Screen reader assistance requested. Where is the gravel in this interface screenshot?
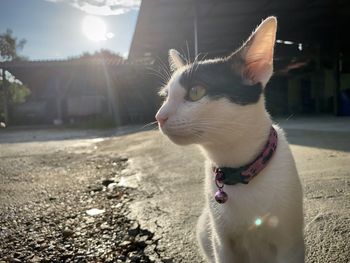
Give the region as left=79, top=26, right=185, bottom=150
left=0, top=147, right=169, bottom=263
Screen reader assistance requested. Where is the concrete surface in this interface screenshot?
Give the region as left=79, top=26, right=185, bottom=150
left=0, top=116, right=349, bottom=262
left=97, top=116, right=350, bottom=263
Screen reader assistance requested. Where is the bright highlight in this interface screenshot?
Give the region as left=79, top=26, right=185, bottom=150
left=254, top=218, right=262, bottom=226
left=82, top=16, right=113, bottom=42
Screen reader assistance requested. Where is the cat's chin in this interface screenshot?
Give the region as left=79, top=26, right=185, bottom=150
left=168, top=136, right=193, bottom=145
left=163, top=132, right=194, bottom=146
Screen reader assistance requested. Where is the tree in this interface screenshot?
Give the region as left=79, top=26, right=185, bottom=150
left=0, top=29, right=26, bottom=62
left=0, top=29, right=29, bottom=124
left=77, top=49, right=124, bottom=62
left=0, top=78, right=30, bottom=116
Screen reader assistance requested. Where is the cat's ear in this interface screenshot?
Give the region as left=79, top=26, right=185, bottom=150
left=234, top=16, right=277, bottom=86
left=169, top=49, right=186, bottom=71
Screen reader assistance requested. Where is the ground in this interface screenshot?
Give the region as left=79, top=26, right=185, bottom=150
left=0, top=117, right=349, bottom=263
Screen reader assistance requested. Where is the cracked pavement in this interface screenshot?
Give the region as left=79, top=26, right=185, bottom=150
left=0, top=117, right=349, bottom=262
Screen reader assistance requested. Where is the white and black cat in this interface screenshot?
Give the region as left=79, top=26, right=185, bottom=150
left=156, top=17, right=304, bottom=263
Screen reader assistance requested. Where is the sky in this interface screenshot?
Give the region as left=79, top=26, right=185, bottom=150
left=0, top=0, right=140, bottom=60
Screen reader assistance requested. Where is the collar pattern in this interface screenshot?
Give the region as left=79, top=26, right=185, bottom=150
left=212, top=126, right=278, bottom=204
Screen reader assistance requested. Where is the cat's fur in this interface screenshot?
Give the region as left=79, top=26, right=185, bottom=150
left=156, top=17, right=304, bottom=263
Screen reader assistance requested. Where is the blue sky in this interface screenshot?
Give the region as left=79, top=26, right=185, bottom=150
left=0, top=0, right=140, bottom=60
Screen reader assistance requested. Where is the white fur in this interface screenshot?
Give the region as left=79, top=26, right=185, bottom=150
left=198, top=124, right=304, bottom=263
left=156, top=17, right=304, bottom=263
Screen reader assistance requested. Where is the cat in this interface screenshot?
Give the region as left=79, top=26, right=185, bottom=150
left=155, top=17, right=304, bottom=263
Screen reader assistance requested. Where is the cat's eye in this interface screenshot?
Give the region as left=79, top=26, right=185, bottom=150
left=188, top=85, right=206, bottom=101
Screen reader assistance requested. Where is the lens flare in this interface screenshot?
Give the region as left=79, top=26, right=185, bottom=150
left=254, top=218, right=263, bottom=226
left=268, top=216, right=279, bottom=227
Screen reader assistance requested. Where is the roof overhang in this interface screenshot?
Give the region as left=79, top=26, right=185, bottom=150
left=129, top=0, right=350, bottom=62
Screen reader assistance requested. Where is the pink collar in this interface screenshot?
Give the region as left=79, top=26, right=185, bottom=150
left=212, top=127, right=278, bottom=204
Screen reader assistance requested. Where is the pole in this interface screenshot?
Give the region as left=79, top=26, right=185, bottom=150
left=193, top=2, right=199, bottom=57
left=333, top=0, right=340, bottom=116
left=1, top=69, right=9, bottom=124
left=334, top=51, right=341, bottom=116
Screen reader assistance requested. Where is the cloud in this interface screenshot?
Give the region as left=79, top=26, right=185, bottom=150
left=46, top=0, right=141, bottom=16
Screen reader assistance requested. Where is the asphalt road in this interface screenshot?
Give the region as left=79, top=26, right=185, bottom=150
left=0, top=117, right=349, bottom=263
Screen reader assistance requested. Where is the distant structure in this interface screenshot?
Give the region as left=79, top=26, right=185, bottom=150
left=1, top=0, right=349, bottom=126
left=0, top=57, right=158, bottom=126
left=129, top=0, right=350, bottom=116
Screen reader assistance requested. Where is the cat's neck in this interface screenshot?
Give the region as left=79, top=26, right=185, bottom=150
left=200, top=110, right=273, bottom=168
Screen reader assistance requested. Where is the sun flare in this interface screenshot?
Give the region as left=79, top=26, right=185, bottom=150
left=82, top=16, right=113, bottom=42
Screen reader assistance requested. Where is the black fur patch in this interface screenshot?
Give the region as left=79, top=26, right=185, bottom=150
left=179, top=58, right=262, bottom=105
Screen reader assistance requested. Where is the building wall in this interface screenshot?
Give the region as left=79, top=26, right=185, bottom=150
left=9, top=64, right=160, bottom=126
left=285, top=69, right=350, bottom=116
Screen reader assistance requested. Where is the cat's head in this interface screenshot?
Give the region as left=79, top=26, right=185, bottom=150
left=156, top=17, right=277, bottom=146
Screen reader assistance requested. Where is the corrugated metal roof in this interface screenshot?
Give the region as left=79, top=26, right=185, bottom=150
left=0, top=57, right=126, bottom=68
left=129, top=0, right=350, bottom=61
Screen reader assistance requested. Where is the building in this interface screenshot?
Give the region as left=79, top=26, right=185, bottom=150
left=0, top=57, right=158, bottom=126
left=2, top=0, right=349, bottom=127
left=128, top=0, right=350, bottom=116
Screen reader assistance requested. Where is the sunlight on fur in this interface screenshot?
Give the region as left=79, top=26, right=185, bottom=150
left=155, top=16, right=305, bottom=263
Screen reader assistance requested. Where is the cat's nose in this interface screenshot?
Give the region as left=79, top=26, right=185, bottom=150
left=155, top=115, right=168, bottom=127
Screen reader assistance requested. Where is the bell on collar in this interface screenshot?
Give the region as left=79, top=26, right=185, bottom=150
left=215, top=189, right=228, bottom=204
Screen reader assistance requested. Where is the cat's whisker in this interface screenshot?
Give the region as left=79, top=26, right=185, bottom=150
left=173, top=122, right=247, bottom=139
left=189, top=52, right=203, bottom=78
left=169, top=121, right=250, bottom=135
left=200, top=53, right=209, bottom=62
left=195, top=120, right=257, bottom=129
left=146, top=67, right=169, bottom=85
left=185, top=41, right=191, bottom=64
left=145, top=69, right=166, bottom=81
left=140, top=121, right=158, bottom=130
left=180, top=45, right=190, bottom=66
left=154, top=55, right=172, bottom=80
left=197, top=126, right=255, bottom=137
left=155, top=67, right=171, bottom=83
left=196, top=117, right=260, bottom=126
left=171, top=120, right=257, bottom=134
left=188, top=125, right=248, bottom=138
left=198, top=122, right=250, bottom=131
left=193, top=53, right=204, bottom=73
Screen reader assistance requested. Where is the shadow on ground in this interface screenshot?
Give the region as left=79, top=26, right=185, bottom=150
left=285, top=129, right=350, bottom=152
left=276, top=116, right=350, bottom=152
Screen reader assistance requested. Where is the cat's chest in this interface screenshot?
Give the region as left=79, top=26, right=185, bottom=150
left=204, top=161, right=279, bottom=230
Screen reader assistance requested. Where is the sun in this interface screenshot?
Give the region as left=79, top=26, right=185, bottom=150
left=82, top=16, right=113, bottom=42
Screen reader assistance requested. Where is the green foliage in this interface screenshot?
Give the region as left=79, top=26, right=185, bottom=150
left=0, top=29, right=26, bottom=62
left=8, top=81, right=30, bottom=104
left=0, top=80, right=31, bottom=119
left=0, top=29, right=28, bottom=121
left=77, top=49, right=124, bottom=61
